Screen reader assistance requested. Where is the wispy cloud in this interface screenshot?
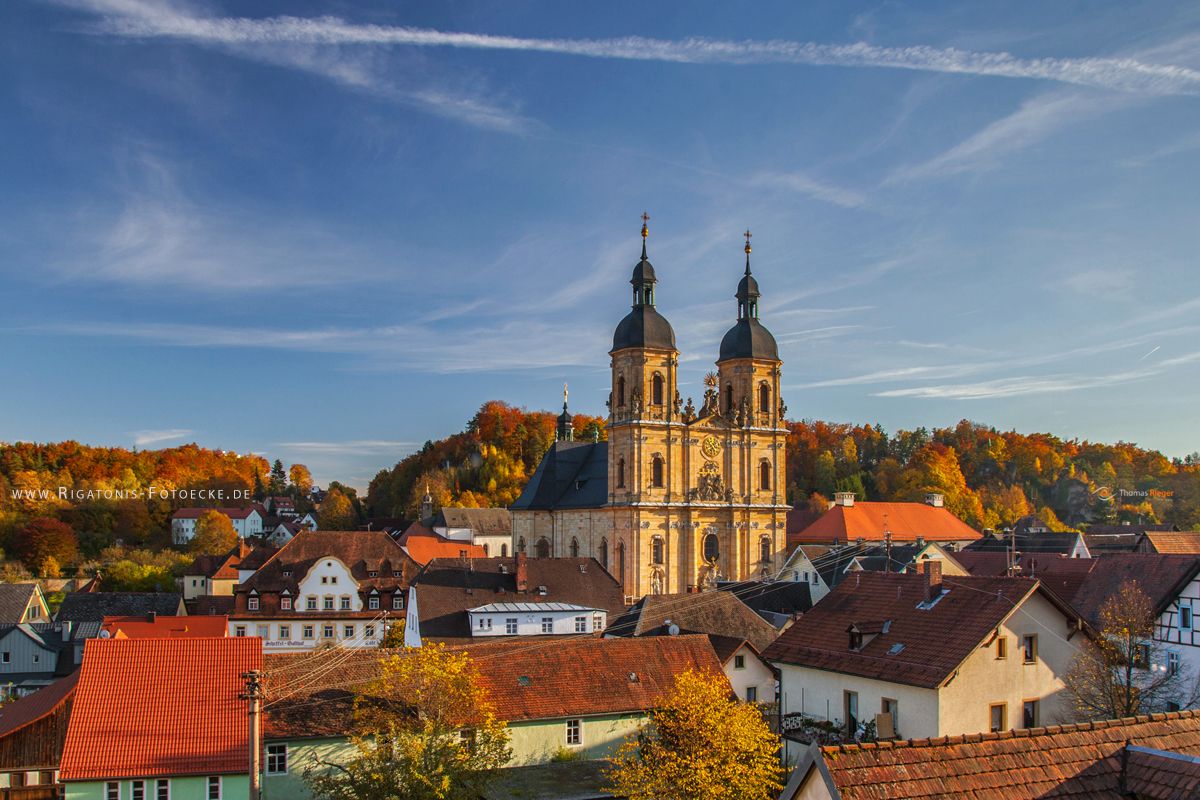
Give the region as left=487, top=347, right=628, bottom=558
left=1060, top=267, right=1136, bottom=297
left=887, top=91, right=1135, bottom=182
left=60, top=0, right=533, bottom=133
left=874, top=370, right=1155, bottom=400
left=749, top=172, right=868, bottom=209
left=275, top=440, right=416, bottom=454
left=76, top=6, right=1200, bottom=95
left=130, top=428, right=194, bottom=447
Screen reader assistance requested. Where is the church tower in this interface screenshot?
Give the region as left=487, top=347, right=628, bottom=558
left=607, top=215, right=680, bottom=593
left=714, top=231, right=786, bottom=578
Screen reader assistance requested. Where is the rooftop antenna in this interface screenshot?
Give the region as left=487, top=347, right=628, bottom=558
left=883, top=512, right=892, bottom=574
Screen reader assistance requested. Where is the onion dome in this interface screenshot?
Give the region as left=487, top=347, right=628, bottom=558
left=718, top=231, right=779, bottom=362
left=611, top=214, right=677, bottom=353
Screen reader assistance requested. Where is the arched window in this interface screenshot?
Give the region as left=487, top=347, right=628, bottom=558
left=652, top=536, right=664, bottom=565
left=535, top=538, right=551, bottom=559
left=652, top=373, right=664, bottom=406
left=724, top=384, right=734, bottom=414
left=517, top=537, right=526, bottom=554
left=618, top=542, right=627, bottom=586
left=759, top=382, right=770, bottom=414
left=759, top=459, right=771, bottom=491
left=501, top=543, right=508, bottom=558
left=703, top=533, right=720, bottom=562
left=599, top=538, right=608, bottom=569
left=617, top=376, right=626, bottom=407
left=651, top=456, right=664, bottom=488
left=617, top=458, right=626, bottom=488
left=570, top=537, right=580, bottom=558
left=760, top=536, right=772, bottom=564
left=482, top=544, right=489, bottom=556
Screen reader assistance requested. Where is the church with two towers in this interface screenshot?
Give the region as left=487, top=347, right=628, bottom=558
left=511, top=218, right=789, bottom=598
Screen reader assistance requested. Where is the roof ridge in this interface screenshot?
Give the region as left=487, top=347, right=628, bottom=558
left=823, top=708, right=1200, bottom=754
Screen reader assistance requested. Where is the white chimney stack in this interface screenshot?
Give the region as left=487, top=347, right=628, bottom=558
left=925, top=493, right=944, bottom=508
left=834, top=492, right=856, bottom=507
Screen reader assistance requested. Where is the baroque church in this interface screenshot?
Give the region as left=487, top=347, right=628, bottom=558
left=511, top=218, right=789, bottom=598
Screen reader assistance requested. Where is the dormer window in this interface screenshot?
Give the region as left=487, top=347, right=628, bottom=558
left=282, top=570, right=292, bottom=578
left=248, top=597, right=260, bottom=611
left=368, top=571, right=378, bottom=578
left=393, top=571, right=402, bottom=577
left=281, top=597, right=292, bottom=611
left=849, top=631, right=863, bottom=651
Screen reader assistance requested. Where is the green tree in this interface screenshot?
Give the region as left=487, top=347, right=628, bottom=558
left=814, top=451, right=837, bottom=498
left=305, top=644, right=510, bottom=800
left=269, top=459, right=288, bottom=494
left=318, top=488, right=357, bottom=530
left=606, top=669, right=783, bottom=800
left=189, top=510, right=237, bottom=555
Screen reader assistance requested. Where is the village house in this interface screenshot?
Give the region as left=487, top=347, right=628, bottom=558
left=395, top=522, right=487, bottom=566
left=0, top=671, right=77, bottom=792
left=170, top=506, right=264, bottom=545
left=781, top=540, right=968, bottom=603
left=260, top=634, right=728, bottom=796
left=791, top=493, right=982, bottom=549
left=0, top=623, right=80, bottom=698
left=230, top=530, right=418, bottom=651
left=100, top=614, right=228, bottom=639
left=413, top=553, right=626, bottom=641
left=180, top=539, right=254, bottom=600
left=963, top=527, right=1091, bottom=559
left=764, top=563, right=1089, bottom=760
left=0, top=584, right=51, bottom=625
left=431, top=507, right=514, bottom=558
left=780, top=708, right=1200, bottom=799
left=58, top=637, right=260, bottom=800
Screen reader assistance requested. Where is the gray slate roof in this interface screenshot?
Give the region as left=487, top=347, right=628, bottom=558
left=56, top=592, right=184, bottom=624
left=0, top=584, right=38, bottom=625
left=511, top=441, right=608, bottom=511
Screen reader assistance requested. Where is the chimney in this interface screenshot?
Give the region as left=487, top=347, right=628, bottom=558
left=146, top=611, right=157, bottom=623
left=516, top=552, right=528, bottom=593
left=925, top=493, right=944, bottom=508
left=834, top=491, right=855, bottom=507
left=919, top=560, right=943, bottom=603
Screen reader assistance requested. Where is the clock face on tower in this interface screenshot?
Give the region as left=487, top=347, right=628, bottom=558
left=701, top=435, right=721, bottom=459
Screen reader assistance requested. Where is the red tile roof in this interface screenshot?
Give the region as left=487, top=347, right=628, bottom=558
left=0, top=670, right=77, bottom=739
left=262, top=635, right=725, bottom=739
left=398, top=523, right=487, bottom=566
left=764, top=572, right=1079, bottom=688
left=792, top=501, right=981, bottom=545
left=101, top=615, right=229, bottom=638
left=606, top=591, right=780, bottom=653
left=59, top=637, right=261, bottom=781
left=798, top=709, right=1200, bottom=799
left=1144, top=531, right=1200, bottom=555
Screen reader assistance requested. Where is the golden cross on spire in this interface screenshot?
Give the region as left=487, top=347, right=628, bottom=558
left=744, top=228, right=753, bottom=254
left=641, top=211, right=650, bottom=238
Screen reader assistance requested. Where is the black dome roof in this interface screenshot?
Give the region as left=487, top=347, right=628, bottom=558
left=612, top=305, right=677, bottom=352
left=632, top=258, right=656, bottom=284
left=737, top=271, right=759, bottom=297
left=718, top=317, right=779, bottom=362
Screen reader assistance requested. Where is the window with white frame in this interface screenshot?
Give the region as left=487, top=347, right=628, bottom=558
left=369, top=596, right=379, bottom=610
left=207, top=776, right=221, bottom=800
left=541, top=617, right=553, bottom=634
left=280, top=597, right=292, bottom=611
left=234, top=625, right=246, bottom=637
left=565, top=718, right=582, bottom=745
left=574, top=616, right=587, bottom=633
left=323, top=624, right=334, bottom=639
left=106, top=783, right=119, bottom=800
left=506, top=618, right=518, bottom=634
left=393, top=595, right=403, bottom=610
left=248, top=596, right=259, bottom=611
left=1181, top=603, right=1193, bottom=631
left=343, top=624, right=355, bottom=639
left=478, top=618, right=493, bottom=631
left=340, top=596, right=352, bottom=611
left=323, top=596, right=334, bottom=611
left=303, top=625, right=314, bottom=639
left=365, top=624, right=376, bottom=638
left=156, top=779, right=170, bottom=800
left=279, top=624, right=291, bottom=640
left=132, top=781, right=145, bottom=800
left=266, top=743, right=288, bottom=775
left=306, top=596, right=317, bottom=611
left=1169, top=651, right=1181, bottom=676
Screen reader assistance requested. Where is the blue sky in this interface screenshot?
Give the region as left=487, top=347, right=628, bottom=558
left=3, top=1, right=1200, bottom=488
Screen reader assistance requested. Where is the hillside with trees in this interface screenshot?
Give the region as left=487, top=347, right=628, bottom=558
left=367, top=400, right=606, bottom=518
left=0, top=440, right=313, bottom=579
left=368, top=403, right=1200, bottom=531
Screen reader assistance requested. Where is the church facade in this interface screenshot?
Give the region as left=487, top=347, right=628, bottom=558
left=511, top=221, right=789, bottom=599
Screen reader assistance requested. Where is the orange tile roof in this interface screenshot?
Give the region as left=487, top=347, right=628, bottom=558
left=59, top=637, right=261, bottom=781
left=1145, top=531, right=1200, bottom=554
left=101, top=615, right=229, bottom=639
left=262, top=635, right=724, bottom=739
left=398, top=524, right=486, bottom=566
left=793, top=501, right=981, bottom=545
left=802, top=709, right=1200, bottom=799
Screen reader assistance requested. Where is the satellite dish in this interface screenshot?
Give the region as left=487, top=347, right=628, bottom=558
left=99, top=630, right=111, bottom=639
left=667, top=623, right=680, bottom=636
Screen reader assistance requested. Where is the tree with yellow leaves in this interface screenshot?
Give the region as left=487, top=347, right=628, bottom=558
left=305, top=643, right=510, bottom=800
left=189, top=510, right=237, bottom=555
left=606, top=669, right=783, bottom=800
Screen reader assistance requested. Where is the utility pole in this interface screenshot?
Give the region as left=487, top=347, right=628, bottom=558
left=883, top=513, right=892, bottom=573
left=241, top=670, right=264, bottom=800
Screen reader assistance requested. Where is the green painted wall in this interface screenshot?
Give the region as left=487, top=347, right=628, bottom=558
left=64, top=775, right=249, bottom=800
left=506, top=713, right=646, bottom=766
left=261, top=737, right=355, bottom=800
